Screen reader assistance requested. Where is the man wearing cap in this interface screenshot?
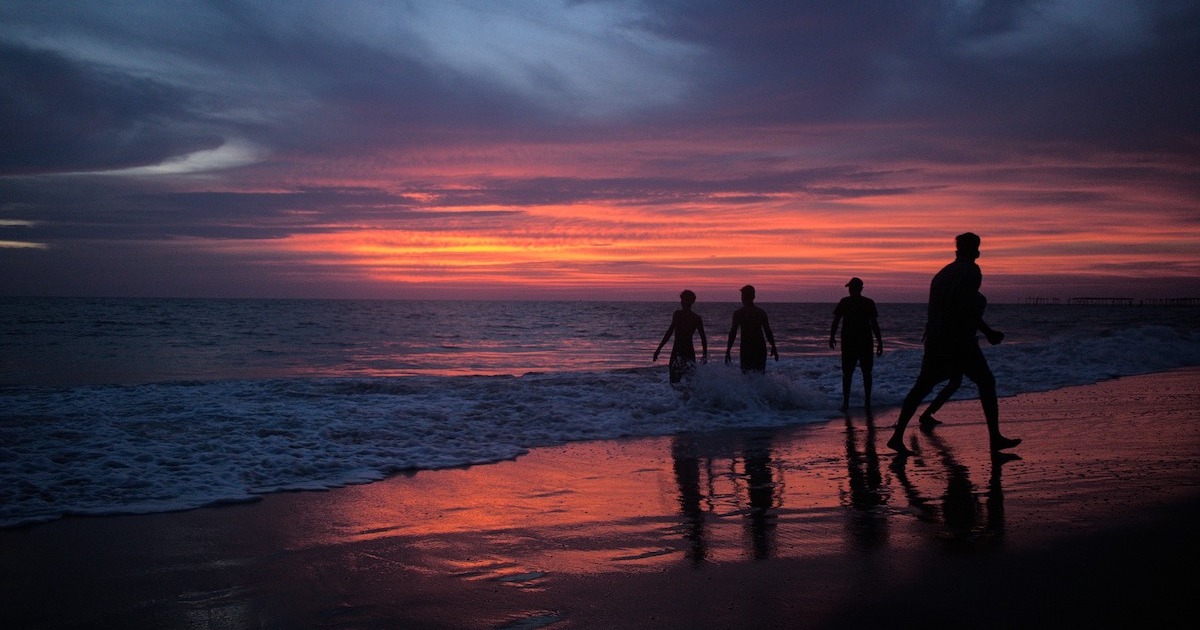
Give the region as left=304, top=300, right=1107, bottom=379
left=830, top=277, right=883, bottom=411
left=886, top=232, right=1021, bottom=454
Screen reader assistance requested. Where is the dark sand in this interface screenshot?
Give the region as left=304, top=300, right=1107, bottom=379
left=3, top=368, right=1198, bottom=629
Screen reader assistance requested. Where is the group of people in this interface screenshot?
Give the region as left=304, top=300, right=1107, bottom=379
left=653, top=232, right=1021, bottom=454
left=653, top=283, right=779, bottom=381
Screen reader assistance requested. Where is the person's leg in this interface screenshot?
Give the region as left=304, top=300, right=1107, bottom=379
left=669, top=351, right=683, bottom=384
left=741, top=348, right=767, bottom=374
left=861, top=349, right=874, bottom=411
left=959, top=347, right=1020, bottom=450
left=840, top=352, right=854, bottom=410
left=920, top=372, right=961, bottom=426
left=887, top=357, right=946, bottom=453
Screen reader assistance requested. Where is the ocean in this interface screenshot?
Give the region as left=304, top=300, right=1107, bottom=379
left=3, top=297, right=1199, bottom=528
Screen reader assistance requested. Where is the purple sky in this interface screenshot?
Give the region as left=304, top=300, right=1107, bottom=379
left=2, top=1, right=1198, bottom=301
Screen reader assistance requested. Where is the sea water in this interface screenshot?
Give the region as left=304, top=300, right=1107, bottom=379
left=3, top=297, right=1198, bottom=528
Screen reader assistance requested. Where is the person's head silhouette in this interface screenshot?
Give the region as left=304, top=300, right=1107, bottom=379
left=740, top=285, right=755, bottom=305
left=845, top=277, right=864, bottom=296
left=956, top=232, right=981, bottom=260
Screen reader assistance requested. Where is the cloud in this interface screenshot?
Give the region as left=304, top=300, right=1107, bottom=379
left=0, top=43, right=224, bottom=175
left=337, top=0, right=708, bottom=118
left=87, top=139, right=265, bottom=176
left=0, top=240, right=46, bottom=249
left=952, top=0, right=1157, bottom=59
left=1, top=1, right=1198, bottom=299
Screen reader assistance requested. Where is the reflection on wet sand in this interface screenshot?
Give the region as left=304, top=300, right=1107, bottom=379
left=671, top=435, right=708, bottom=564
left=889, top=426, right=1014, bottom=545
left=742, top=432, right=777, bottom=559
left=670, top=430, right=779, bottom=563
left=662, top=414, right=1017, bottom=564
left=842, top=412, right=888, bottom=550
left=292, top=414, right=1015, bottom=581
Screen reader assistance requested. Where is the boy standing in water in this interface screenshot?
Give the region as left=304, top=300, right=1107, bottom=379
left=654, top=290, right=708, bottom=384
left=725, top=285, right=778, bottom=373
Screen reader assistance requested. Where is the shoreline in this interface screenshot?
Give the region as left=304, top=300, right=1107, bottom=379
left=2, top=367, right=1198, bottom=629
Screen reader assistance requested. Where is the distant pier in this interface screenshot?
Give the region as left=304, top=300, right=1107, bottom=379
left=1020, top=297, right=1200, bottom=306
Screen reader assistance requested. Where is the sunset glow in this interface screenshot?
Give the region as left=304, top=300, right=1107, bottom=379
left=2, top=2, right=1197, bottom=301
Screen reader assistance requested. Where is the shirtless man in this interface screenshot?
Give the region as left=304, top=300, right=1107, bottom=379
left=653, top=289, right=708, bottom=384
left=725, top=285, right=778, bottom=373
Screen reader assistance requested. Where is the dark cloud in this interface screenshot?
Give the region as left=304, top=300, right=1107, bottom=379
left=0, top=3, right=580, bottom=175
left=0, top=44, right=223, bottom=174
left=4, top=1, right=1198, bottom=171
left=0, top=179, right=528, bottom=243
left=644, top=1, right=1200, bottom=153
left=358, top=164, right=930, bottom=208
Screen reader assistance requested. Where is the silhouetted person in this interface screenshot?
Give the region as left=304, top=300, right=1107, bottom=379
left=886, top=233, right=1021, bottom=454
left=725, top=285, right=778, bottom=373
left=653, top=289, right=708, bottom=384
left=919, top=293, right=1004, bottom=426
left=918, top=293, right=1005, bottom=427
left=829, top=277, right=883, bottom=411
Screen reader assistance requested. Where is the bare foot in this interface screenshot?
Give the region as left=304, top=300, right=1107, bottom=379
left=990, top=435, right=1022, bottom=451
left=886, top=435, right=913, bottom=455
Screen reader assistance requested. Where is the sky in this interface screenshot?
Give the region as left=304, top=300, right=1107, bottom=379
left=2, top=1, right=1198, bottom=302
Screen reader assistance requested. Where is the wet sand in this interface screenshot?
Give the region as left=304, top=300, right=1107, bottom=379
left=2, top=368, right=1198, bottom=629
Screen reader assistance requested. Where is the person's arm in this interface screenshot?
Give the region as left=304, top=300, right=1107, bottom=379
left=829, top=313, right=841, bottom=349
left=653, top=314, right=677, bottom=361
left=765, top=316, right=778, bottom=361
left=698, top=317, right=709, bottom=362
left=725, top=313, right=739, bottom=364
left=872, top=316, right=884, bottom=356
left=979, top=318, right=1004, bottom=345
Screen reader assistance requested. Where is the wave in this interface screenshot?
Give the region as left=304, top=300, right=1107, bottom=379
left=2, top=323, right=1197, bottom=528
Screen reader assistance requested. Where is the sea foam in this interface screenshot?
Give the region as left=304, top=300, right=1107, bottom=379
left=3, top=299, right=1198, bottom=528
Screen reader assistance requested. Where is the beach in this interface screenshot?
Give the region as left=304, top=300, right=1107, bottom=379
left=2, top=367, right=1198, bottom=629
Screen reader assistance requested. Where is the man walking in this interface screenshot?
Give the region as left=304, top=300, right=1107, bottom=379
left=886, top=233, right=1021, bottom=454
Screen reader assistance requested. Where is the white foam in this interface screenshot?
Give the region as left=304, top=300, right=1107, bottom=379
left=2, top=320, right=1198, bottom=528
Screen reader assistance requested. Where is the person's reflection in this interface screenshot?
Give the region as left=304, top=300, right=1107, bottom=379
left=742, top=432, right=777, bottom=560
left=925, top=431, right=980, bottom=538
left=987, top=451, right=1019, bottom=538
left=671, top=434, right=708, bottom=564
left=888, top=450, right=939, bottom=524
left=672, top=431, right=782, bottom=562
left=843, top=411, right=887, bottom=549
left=889, top=430, right=1013, bottom=542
